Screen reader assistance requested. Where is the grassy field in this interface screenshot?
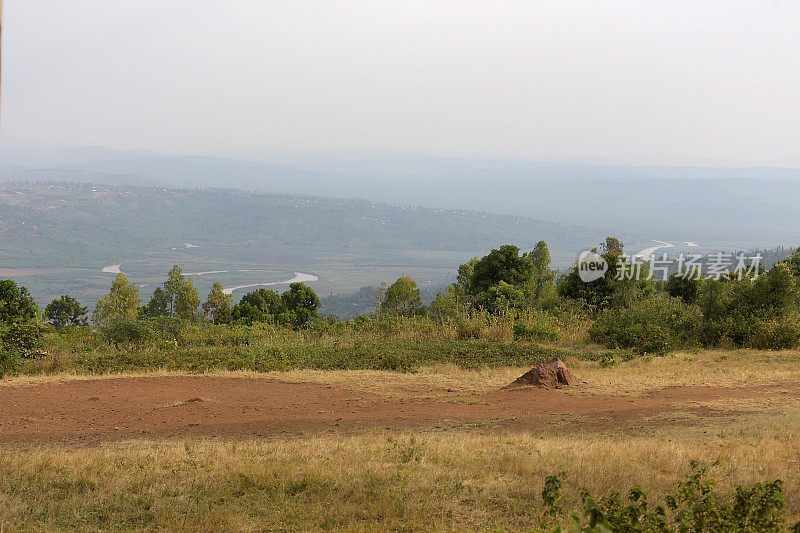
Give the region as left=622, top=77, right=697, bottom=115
left=1, top=348, right=800, bottom=531
left=1, top=427, right=798, bottom=531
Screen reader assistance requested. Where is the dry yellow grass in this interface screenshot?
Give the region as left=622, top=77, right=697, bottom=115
left=1, top=407, right=799, bottom=531
left=1, top=348, right=800, bottom=530
left=2, top=348, right=799, bottom=400
left=568, top=348, right=800, bottom=396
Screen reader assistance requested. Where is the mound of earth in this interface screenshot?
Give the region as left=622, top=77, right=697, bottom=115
left=505, top=358, right=580, bottom=389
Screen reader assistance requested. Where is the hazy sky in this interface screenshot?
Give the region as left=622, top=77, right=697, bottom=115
left=2, top=0, right=799, bottom=165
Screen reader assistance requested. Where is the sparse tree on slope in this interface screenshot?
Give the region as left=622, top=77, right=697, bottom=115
left=141, top=287, right=170, bottom=318
left=162, top=265, right=200, bottom=320
left=203, top=282, right=232, bottom=324
left=529, top=240, right=556, bottom=300
left=0, top=279, right=39, bottom=325
left=94, top=273, right=140, bottom=326
left=44, top=295, right=88, bottom=327
left=175, top=278, right=201, bottom=320
left=381, top=276, right=422, bottom=316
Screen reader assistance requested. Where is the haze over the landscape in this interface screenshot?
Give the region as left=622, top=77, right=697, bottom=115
left=2, top=0, right=800, bottom=166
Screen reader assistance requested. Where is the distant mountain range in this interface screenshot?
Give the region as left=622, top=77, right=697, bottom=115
left=3, top=135, right=800, bottom=249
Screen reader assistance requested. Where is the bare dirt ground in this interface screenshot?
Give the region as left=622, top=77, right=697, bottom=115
left=3, top=374, right=799, bottom=445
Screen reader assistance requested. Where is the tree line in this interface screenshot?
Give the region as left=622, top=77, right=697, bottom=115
left=1, top=239, right=799, bottom=371
left=93, top=265, right=322, bottom=329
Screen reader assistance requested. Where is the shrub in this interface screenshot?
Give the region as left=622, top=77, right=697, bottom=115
left=752, top=319, right=800, bottom=350
left=665, top=273, right=701, bottom=304
left=0, top=346, right=20, bottom=377
left=589, top=295, right=699, bottom=355
left=513, top=321, right=557, bottom=342
left=542, top=462, right=789, bottom=532
left=697, top=267, right=800, bottom=348
left=147, top=316, right=186, bottom=340
left=101, top=320, right=156, bottom=346
left=0, top=322, right=43, bottom=358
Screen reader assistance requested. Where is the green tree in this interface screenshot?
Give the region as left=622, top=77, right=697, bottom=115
left=44, top=295, right=88, bottom=327
left=161, top=265, right=200, bottom=320
left=203, top=282, right=232, bottom=324
left=529, top=240, right=556, bottom=300
left=141, top=287, right=170, bottom=318
left=464, top=245, right=535, bottom=311
left=175, top=279, right=201, bottom=320
left=241, top=288, right=282, bottom=316
left=558, top=236, right=651, bottom=310
left=231, top=288, right=282, bottom=323
left=94, top=273, right=141, bottom=326
left=602, top=236, right=624, bottom=256
left=478, top=280, right=525, bottom=313
left=0, top=280, right=42, bottom=371
left=231, top=301, right=267, bottom=324
left=163, top=265, right=185, bottom=316
left=456, top=257, right=478, bottom=293
left=381, top=276, right=422, bottom=316
left=0, top=279, right=39, bottom=325
left=279, top=283, right=320, bottom=328
left=468, top=245, right=533, bottom=297
left=429, top=284, right=460, bottom=318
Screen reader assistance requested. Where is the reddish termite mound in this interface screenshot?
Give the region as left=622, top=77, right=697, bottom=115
left=505, top=358, right=580, bottom=389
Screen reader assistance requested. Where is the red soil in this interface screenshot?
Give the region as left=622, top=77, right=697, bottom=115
left=0, top=375, right=796, bottom=445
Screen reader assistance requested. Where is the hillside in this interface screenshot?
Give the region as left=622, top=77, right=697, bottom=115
left=0, top=182, right=609, bottom=308
left=3, top=139, right=800, bottom=248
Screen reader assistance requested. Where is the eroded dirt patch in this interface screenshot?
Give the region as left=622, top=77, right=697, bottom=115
left=1, top=375, right=798, bottom=444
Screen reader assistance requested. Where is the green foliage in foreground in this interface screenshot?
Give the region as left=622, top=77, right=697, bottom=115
left=17, top=317, right=572, bottom=377
left=541, top=462, right=791, bottom=532
left=0, top=279, right=44, bottom=376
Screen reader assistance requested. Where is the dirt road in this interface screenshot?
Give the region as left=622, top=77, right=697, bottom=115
left=1, top=375, right=797, bottom=444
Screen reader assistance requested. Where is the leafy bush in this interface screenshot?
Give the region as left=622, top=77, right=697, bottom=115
left=543, top=462, right=789, bottom=532
left=0, top=347, right=20, bottom=377
left=665, top=273, right=701, bottom=304
left=589, top=295, right=699, bottom=355
left=752, top=319, right=800, bottom=350
left=696, top=266, right=800, bottom=349
left=101, top=320, right=156, bottom=346
left=0, top=322, right=43, bottom=358
left=513, top=321, right=558, bottom=341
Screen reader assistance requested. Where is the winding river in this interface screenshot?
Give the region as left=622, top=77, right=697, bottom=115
left=222, top=272, right=319, bottom=295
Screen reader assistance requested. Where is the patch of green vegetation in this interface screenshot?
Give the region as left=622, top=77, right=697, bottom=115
left=540, top=462, right=791, bottom=532
left=19, top=318, right=574, bottom=377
